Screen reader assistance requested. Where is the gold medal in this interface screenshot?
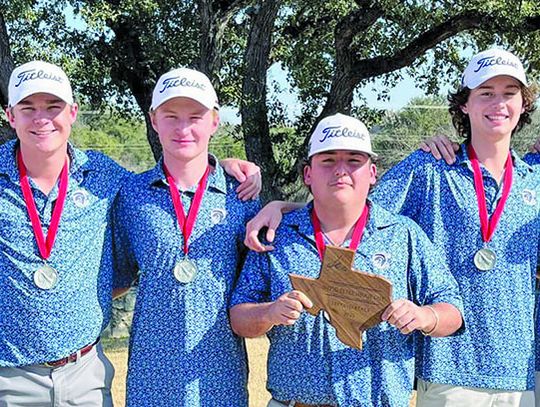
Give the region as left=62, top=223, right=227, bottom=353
left=33, top=264, right=59, bottom=290
left=173, top=258, right=198, bottom=283
left=473, top=248, right=496, bottom=271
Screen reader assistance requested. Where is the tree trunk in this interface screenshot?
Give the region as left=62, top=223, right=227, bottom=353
left=241, top=0, right=282, bottom=202
left=106, top=15, right=162, bottom=161
left=0, top=11, right=14, bottom=108
left=197, top=1, right=228, bottom=78
left=125, top=82, right=162, bottom=161
left=142, top=114, right=161, bottom=161
left=295, top=70, right=357, bottom=168
left=123, top=76, right=161, bottom=160
left=319, top=71, right=357, bottom=119
left=0, top=11, right=15, bottom=143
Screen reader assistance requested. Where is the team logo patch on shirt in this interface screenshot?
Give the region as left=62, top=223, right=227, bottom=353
left=371, top=252, right=390, bottom=270
left=210, top=208, right=227, bottom=224
left=522, top=189, right=537, bottom=206
left=72, top=188, right=90, bottom=208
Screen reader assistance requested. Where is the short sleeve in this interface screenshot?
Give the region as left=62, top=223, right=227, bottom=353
left=405, top=220, right=463, bottom=314
left=111, top=187, right=139, bottom=290
left=230, top=250, right=272, bottom=308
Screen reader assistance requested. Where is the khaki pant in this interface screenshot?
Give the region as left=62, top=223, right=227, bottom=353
left=0, top=342, right=114, bottom=407
left=417, top=378, right=534, bottom=407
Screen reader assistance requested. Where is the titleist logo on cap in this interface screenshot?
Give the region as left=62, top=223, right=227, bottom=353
left=14, top=69, right=64, bottom=88
left=159, top=76, right=206, bottom=94
left=319, top=126, right=367, bottom=143
left=474, top=56, right=519, bottom=73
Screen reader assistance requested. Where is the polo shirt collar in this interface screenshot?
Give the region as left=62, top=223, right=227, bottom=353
left=148, top=154, right=227, bottom=194
left=286, top=199, right=399, bottom=239
left=0, top=139, right=92, bottom=184
left=456, top=143, right=533, bottom=178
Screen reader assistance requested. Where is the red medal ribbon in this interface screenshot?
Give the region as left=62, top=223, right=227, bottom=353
left=467, top=144, right=513, bottom=244
left=17, top=150, right=69, bottom=261
left=311, top=204, right=370, bottom=260
left=164, top=164, right=210, bottom=255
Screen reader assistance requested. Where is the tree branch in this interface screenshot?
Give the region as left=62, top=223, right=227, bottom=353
left=284, top=0, right=381, bottom=40
left=334, top=4, right=383, bottom=68
left=282, top=15, right=334, bottom=39
left=335, top=6, right=382, bottom=47
left=522, top=15, right=540, bottom=30
left=241, top=0, right=282, bottom=201
left=196, top=0, right=249, bottom=77
left=212, top=0, right=251, bottom=14
left=349, top=11, right=498, bottom=80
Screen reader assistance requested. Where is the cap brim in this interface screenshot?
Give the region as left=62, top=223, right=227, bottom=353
left=9, top=88, right=74, bottom=107
left=465, top=69, right=528, bottom=89
left=151, top=93, right=218, bottom=111
left=308, top=146, right=378, bottom=158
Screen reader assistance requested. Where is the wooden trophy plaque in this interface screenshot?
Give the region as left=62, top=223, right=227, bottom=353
left=289, top=245, right=393, bottom=350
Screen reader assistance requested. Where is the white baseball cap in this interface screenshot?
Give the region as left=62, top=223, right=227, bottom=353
left=151, top=67, right=219, bottom=111
left=8, top=61, right=74, bottom=107
left=308, top=113, right=377, bottom=158
left=461, top=48, right=527, bottom=89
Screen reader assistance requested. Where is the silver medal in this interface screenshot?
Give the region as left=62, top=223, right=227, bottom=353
left=473, top=248, right=496, bottom=271
left=34, top=264, right=59, bottom=290
left=173, top=258, right=198, bottom=283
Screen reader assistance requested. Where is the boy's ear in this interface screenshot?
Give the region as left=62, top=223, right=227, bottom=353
left=210, top=110, right=220, bottom=135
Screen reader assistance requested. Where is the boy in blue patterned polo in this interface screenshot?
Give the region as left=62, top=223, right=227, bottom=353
left=375, top=48, right=540, bottom=407
left=523, top=150, right=540, bottom=406
left=0, top=60, right=127, bottom=406
left=420, top=142, right=540, bottom=406
left=113, top=67, right=260, bottom=406
left=380, top=49, right=540, bottom=406
left=230, top=113, right=463, bottom=407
